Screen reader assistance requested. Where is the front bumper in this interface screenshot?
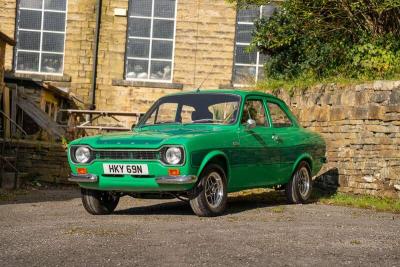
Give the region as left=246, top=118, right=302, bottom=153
left=69, top=173, right=98, bottom=183
left=68, top=173, right=198, bottom=192
left=156, top=175, right=197, bottom=184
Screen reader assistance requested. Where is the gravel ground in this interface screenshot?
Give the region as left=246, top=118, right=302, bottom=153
left=0, top=188, right=399, bottom=267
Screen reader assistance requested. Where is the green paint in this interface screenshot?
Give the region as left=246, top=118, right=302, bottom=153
left=68, top=90, right=326, bottom=193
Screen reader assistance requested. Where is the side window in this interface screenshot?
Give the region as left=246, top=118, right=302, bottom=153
left=267, top=102, right=292, bottom=128
left=241, top=99, right=268, bottom=127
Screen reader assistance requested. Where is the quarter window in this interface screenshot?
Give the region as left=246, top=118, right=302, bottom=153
left=126, top=0, right=177, bottom=82
left=233, top=5, right=276, bottom=85
left=241, top=99, right=268, bottom=127
left=15, top=0, right=67, bottom=74
left=267, top=102, right=292, bottom=128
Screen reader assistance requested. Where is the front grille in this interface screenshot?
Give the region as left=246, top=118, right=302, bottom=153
left=94, top=150, right=159, bottom=161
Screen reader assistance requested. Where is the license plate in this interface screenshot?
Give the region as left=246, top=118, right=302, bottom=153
left=103, top=164, right=149, bottom=175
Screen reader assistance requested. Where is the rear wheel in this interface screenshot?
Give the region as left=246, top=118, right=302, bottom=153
left=190, top=164, right=227, bottom=217
left=81, top=188, right=120, bottom=215
left=285, top=161, right=312, bottom=204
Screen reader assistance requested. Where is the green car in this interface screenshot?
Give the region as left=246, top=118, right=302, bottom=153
left=68, top=90, right=326, bottom=217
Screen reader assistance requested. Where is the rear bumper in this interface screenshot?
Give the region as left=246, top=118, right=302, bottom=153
left=69, top=173, right=98, bottom=183
left=156, top=175, right=197, bottom=184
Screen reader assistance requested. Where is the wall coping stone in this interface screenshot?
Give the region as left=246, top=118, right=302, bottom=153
left=112, top=79, right=184, bottom=89
left=9, top=72, right=72, bottom=82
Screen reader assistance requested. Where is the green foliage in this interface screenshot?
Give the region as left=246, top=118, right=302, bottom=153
left=228, top=0, right=400, bottom=85
left=316, top=191, right=400, bottom=213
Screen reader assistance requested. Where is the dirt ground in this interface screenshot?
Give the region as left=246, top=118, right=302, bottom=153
left=0, top=188, right=399, bottom=267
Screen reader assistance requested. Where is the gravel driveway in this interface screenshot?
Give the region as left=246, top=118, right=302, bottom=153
left=0, top=188, right=399, bottom=267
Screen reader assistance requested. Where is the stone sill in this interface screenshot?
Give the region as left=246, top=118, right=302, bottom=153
left=112, top=79, right=183, bottom=89
left=10, top=72, right=72, bottom=82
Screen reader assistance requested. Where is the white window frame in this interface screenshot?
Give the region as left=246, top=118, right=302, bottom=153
left=125, top=0, right=178, bottom=83
left=233, top=6, right=266, bottom=86
left=14, top=0, right=68, bottom=76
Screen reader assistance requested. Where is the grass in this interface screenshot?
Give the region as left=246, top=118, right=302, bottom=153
left=255, top=73, right=400, bottom=93
left=0, top=189, right=29, bottom=202
left=315, top=191, right=400, bottom=213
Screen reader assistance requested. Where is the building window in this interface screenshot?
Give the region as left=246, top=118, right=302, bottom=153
left=14, top=0, right=67, bottom=75
left=233, top=5, right=275, bottom=85
left=125, top=0, right=177, bottom=82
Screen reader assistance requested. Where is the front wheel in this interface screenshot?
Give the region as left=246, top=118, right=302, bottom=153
left=285, top=161, right=312, bottom=204
left=190, top=164, right=227, bottom=217
left=81, top=188, right=120, bottom=215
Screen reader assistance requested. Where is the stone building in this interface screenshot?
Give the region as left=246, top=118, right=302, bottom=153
left=0, top=0, right=277, bottom=127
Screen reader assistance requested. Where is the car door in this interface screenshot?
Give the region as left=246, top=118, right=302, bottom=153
left=230, top=97, right=282, bottom=189
left=265, top=99, right=299, bottom=184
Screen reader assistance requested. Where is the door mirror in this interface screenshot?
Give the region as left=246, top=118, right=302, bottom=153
left=246, top=119, right=256, bottom=130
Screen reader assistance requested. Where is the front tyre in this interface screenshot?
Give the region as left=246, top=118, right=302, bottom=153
left=190, top=164, right=227, bottom=217
left=285, top=161, right=312, bottom=204
left=81, top=188, right=120, bottom=215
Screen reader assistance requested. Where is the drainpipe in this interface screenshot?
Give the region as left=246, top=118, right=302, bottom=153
left=89, top=0, right=102, bottom=110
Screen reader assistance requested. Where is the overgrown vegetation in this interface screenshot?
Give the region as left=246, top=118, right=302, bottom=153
left=316, top=191, right=400, bottom=213
left=228, top=0, right=400, bottom=89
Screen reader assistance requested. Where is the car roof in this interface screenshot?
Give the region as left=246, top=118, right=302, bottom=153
left=165, top=89, right=280, bottom=100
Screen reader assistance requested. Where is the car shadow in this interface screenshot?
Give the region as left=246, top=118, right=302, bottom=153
left=114, top=190, right=291, bottom=216
left=114, top=168, right=340, bottom=216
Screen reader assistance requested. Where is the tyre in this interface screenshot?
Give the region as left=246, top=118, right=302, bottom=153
left=190, top=164, right=228, bottom=217
left=285, top=161, right=312, bottom=204
left=81, top=188, right=120, bottom=215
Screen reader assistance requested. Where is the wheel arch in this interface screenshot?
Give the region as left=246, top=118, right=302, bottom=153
left=196, top=150, right=230, bottom=181
left=292, top=153, right=313, bottom=176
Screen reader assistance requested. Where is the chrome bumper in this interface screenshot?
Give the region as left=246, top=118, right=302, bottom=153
left=156, top=175, right=197, bottom=185
left=69, top=173, right=98, bottom=183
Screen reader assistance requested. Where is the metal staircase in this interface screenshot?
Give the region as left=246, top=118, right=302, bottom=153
left=0, top=110, right=27, bottom=189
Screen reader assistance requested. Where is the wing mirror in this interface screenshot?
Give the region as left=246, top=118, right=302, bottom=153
left=246, top=119, right=256, bottom=130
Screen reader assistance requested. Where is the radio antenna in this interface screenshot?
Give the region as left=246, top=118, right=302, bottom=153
left=196, top=64, right=216, bottom=92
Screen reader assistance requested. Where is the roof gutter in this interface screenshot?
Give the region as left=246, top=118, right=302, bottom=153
left=89, top=0, right=102, bottom=110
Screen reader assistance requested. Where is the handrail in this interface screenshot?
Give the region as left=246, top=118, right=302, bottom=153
left=0, top=110, right=28, bottom=136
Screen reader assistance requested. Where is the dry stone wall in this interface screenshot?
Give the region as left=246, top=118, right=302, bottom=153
left=270, top=81, right=400, bottom=198
left=5, top=140, right=70, bottom=183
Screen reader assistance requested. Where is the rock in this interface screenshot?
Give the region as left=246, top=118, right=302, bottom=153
left=394, top=185, right=400, bottom=191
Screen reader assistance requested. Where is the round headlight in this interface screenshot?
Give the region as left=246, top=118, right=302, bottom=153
left=75, top=146, right=91, bottom=163
left=165, top=147, right=182, bottom=165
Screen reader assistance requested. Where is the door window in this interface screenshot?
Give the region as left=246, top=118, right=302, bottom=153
left=241, top=99, right=269, bottom=127
left=267, top=102, right=292, bottom=128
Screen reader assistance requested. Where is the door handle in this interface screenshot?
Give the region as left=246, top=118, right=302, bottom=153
left=272, top=134, right=281, bottom=142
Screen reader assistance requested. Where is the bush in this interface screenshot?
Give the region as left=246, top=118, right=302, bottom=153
left=228, top=0, right=400, bottom=82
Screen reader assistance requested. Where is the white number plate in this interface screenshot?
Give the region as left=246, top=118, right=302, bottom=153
left=103, top=164, right=149, bottom=175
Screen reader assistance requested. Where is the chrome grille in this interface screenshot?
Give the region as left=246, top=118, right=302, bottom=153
left=94, top=150, right=159, bottom=160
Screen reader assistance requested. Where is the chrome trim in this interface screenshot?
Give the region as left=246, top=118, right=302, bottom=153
left=69, top=145, right=186, bottom=166
left=69, top=173, right=98, bottom=183
left=156, top=175, right=197, bottom=184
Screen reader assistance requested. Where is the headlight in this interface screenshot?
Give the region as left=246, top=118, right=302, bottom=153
left=164, top=147, right=183, bottom=165
left=74, top=146, right=91, bottom=163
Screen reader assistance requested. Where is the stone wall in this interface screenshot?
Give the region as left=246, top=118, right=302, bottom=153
left=5, top=140, right=70, bottom=183
left=270, top=81, right=400, bottom=198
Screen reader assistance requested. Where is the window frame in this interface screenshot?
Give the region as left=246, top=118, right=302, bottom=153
left=14, top=0, right=68, bottom=76
left=265, top=99, right=295, bottom=129
left=124, top=0, right=178, bottom=83
left=232, top=6, right=265, bottom=86
left=240, top=96, right=270, bottom=128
